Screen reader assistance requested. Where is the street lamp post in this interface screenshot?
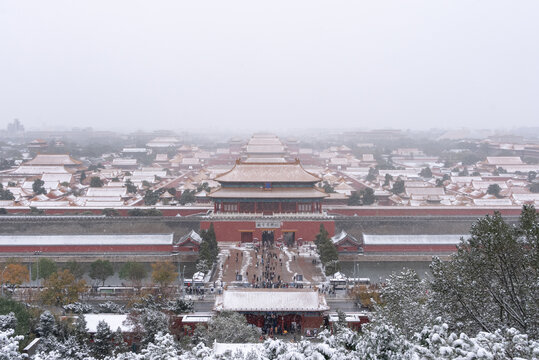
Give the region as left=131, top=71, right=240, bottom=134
left=181, top=265, right=186, bottom=298
left=36, top=260, right=39, bottom=289
left=1, top=265, right=8, bottom=298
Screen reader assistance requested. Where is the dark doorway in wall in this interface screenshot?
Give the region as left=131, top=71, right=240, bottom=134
left=262, top=230, right=274, bottom=246
left=283, top=231, right=295, bottom=247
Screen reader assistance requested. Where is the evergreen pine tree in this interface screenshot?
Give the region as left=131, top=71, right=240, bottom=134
left=92, top=320, right=113, bottom=359
left=0, top=329, right=25, bottom=360
left=55, top=335, right=91, bottom=360
left=380, top=268, right=432, bottom=337
left=430, top=206, right=539, bottom=337
left=36, top=311, right=56, bottom=338
left=361, top=187, right=375, bottom=205
left=112, top=327, right=129, bottom=355
left=141, top=332, right=179, bottom=360
left=73, top=315, right=88, bottom=345
left=206, top=223, right=218, bottom=260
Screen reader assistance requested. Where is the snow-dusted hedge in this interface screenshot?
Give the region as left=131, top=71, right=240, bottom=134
left=97, top=301, right=126, bottom=314
left=23, top=319, right=539, bottom=360
left=63, top=302, right=93, bottom=314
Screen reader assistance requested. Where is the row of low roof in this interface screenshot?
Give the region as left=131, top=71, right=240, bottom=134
left=331, top=230, right=467, bottom=246
left=214, top=288, right=329, bottom=312
left=0, top=231, right=202, bottom=247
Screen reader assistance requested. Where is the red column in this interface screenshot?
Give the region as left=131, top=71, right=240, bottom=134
left=278, top=202, right=282, bottom=213
left=254, top=202, right=257, bottom=213
left=295, top=202, right=298, bottom=213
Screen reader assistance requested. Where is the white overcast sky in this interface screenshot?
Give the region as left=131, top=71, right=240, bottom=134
left=1, top=1, right=538, bottom=132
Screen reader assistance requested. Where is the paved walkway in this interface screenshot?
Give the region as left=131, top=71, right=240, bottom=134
left=212, top=243, right=326, bottom=286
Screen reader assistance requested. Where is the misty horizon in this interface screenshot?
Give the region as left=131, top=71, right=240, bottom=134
left=1, top=1, right=538, bottom=131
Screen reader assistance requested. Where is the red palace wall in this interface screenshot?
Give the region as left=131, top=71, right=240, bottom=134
left=302, top=315, right=325, bottom=330
left=200, top=220, right=335, bottom=243
left=174, top=245, right=200, bottom=252
left=0, top=245, right=173, bottom=253
left=336, top=244, right=361, bottom=253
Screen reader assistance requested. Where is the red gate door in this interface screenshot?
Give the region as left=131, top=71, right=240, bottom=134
left=241, top=232, right=253, bottom=243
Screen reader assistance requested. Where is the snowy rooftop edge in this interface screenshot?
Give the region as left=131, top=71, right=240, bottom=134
left=0, top=234, right=174, bottom=246
left=363, top=234, right=469, bottom=245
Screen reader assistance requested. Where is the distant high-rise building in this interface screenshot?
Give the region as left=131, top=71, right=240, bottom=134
left=6, top=118, right=25, bottom=135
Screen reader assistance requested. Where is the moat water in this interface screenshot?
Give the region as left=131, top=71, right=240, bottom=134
left=339, top=261, right=432, bottom=282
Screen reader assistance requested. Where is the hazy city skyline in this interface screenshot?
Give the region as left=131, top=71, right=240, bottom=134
left=1, top=1, right=538, bottom=131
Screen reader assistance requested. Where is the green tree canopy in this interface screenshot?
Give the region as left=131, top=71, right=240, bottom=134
left=196, top=182, right=211, bottom=193
left=487, top=183, right=501, bottom=197
left=119, top=262, right=147, bottom=287
left=127, top=208, right=162, bottom=216
left=430, top=205, right=539, bottom=337
left=92, top=320, right=114, bottom=358
left=32, top=179, right=46, bottom=195
left=90, top=177, right=103, bottom=188
left=102, top=208, right=119, bottom=216
left=63, top=261, right=85, bottom=280
left=322, top=181, right=335, bottom=193
left=383, top=173, right=393, bottom=187
left=0, top=183, right=14, bottom=200
left=391, top=179, right=405, bottom=195
left=419, top=167, right=432, bottom=178
left=32, top=258, right=57, bottom=281
left=179, top=190, right=196, bottom=205
left=0, top=297, right=35, bottom=339
left=124, top=179, right=137, bottom=194
left=347, top=191, right=361, bottom=206
left=314, top=224, right=340, bottom=275
left=361, top=187, right=375, bottom=205
left=144, top=190, right=160, bottom=205
left=89, top=260, right=114, bottom=286
left=366, top=167, right=378, bottom=182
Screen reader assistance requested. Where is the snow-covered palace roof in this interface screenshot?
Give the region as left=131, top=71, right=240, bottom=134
left=83, top=314, right=132, bottom=333
left=214, top=289, right=329, bottom=312
left=181, top=312, right=213, bottom=323
left=331, top=230, right=360, bottom=245
left=214, top=159, right=320, bottom=183
left=177, top=229, right=203, bottom=244
left=0, top=234, right=173, bottom=246
left=362, top=234, right=468, bottom=245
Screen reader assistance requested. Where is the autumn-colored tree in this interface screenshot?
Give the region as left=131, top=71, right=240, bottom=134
left=349, top=284, right=381, bottom=310
left=40, top=269, right=87, bottom=306
left=2, top=263, right=29, bottom=286
left=151, top=261, right=178, bottom=289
